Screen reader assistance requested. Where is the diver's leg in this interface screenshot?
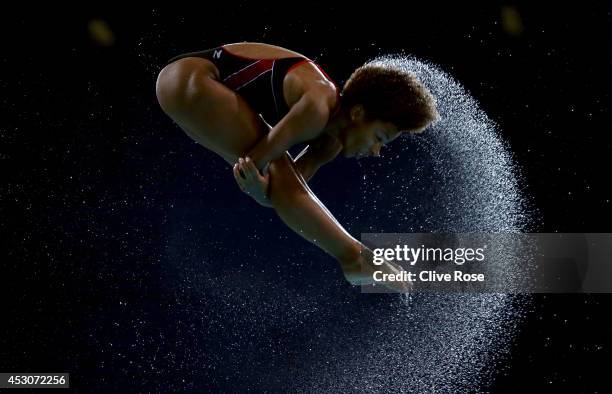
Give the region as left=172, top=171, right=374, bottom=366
left=266, top=153, right=362, bottom=262
left=156, top=57, right=262, bottom=164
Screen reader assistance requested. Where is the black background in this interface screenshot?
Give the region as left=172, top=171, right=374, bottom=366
left=2, top=3, right=610, bottom=392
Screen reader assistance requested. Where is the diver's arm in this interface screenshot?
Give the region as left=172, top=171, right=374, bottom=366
left=245, top=89, right=333, bottom=171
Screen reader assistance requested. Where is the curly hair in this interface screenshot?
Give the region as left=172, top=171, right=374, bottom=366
left=341, top=62, right=440, bottom=132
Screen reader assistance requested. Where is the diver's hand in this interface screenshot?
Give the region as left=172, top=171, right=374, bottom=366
left=340, top=246, right=413, bottom=293
left=233, top=157, right=272, bottom=208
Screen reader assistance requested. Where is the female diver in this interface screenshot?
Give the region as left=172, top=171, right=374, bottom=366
left=156, top=42, right=439, bottom=292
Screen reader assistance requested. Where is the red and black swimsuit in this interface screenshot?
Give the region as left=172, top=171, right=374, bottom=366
left=167, top=45, right=339, bottom=126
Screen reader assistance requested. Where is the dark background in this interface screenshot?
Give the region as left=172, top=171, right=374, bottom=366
left=2, top=3, right=610, bottom=392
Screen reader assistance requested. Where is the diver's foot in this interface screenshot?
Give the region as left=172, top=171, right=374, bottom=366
left=341, top=249, right=413, bottom=293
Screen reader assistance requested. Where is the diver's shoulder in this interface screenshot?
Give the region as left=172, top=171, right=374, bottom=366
left=285, top=69, right=338, bottom=110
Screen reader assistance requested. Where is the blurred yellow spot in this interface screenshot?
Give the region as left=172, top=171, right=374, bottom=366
left=88, top=19, right=115, bottom=46
left=501, top=6, right=524, bottom=36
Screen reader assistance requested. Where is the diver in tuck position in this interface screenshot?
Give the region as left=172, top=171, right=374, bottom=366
left=156, top=42, right=439, bottom=292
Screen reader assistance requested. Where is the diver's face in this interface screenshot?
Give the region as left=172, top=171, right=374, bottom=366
left=341, top=106, right=401, bottom=158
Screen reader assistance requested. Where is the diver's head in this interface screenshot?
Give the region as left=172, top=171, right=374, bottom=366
left=337, top=104, right=400, bottom=158
left=336, top=61, right=440, bottom=158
